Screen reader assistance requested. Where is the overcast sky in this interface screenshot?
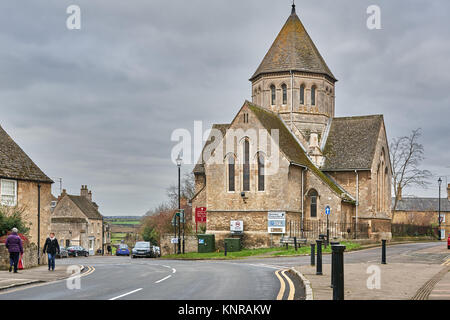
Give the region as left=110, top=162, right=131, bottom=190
left=0, top=0, right=449, bottom=216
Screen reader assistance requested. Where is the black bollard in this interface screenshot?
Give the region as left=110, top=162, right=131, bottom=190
left=310, top=243, right=316, bottom=266
left=381, top=239, right=386, bottom=264
left=330, top=241, right=340, bottom=288
left=294, top=237, right=298, bottom=251
left=224, top=243, right=227, bottom=257
left=316, top=239, right=323, bottom=275
left=332, top=245, right=346, bottom=300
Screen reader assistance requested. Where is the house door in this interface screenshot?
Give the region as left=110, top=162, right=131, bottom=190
left=89, top=238, right=95, bottom=255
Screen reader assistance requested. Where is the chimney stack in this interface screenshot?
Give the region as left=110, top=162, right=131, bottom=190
left=447, top=184, right=450, bottom=201
left=58, top=189, right=67, bottom=202
left=80, top=185, right=89, bottom=200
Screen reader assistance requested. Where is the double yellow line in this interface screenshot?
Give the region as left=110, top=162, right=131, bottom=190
left=275, top=269, right=295, bottom=300
left=80, top=265, right=95, bottom=277
left=441, top=258, right=450, bottom=267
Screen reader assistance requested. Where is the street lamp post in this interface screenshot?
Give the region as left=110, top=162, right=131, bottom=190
left=176, top=154, right=182, bottom=254
left=438, top=177, right=442, bottom=240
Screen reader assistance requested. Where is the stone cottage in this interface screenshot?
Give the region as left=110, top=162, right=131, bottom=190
left=51, top=186, right=110, bottom=255
left=0, top=124, right=53, bottom=247
left=192, top=4, right=392, bottom=247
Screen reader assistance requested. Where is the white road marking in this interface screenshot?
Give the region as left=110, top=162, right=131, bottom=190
left=109, top=288, right=143, bottom=300
left=155, top=275, right=172, bottom=283
left=172, top=268, right=176, bottom=274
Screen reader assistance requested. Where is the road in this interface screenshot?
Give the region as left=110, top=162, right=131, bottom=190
left=0, top=241, right=445, bottom=300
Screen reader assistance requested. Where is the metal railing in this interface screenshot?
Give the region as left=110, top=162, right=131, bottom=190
left=287, top=219, right=370, bottom=240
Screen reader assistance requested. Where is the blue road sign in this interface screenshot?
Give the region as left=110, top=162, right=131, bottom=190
left=325, top=206, right=331, bottom=215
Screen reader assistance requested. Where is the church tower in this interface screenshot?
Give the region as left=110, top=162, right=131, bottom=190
left=250, top=4, right=336, bottom=167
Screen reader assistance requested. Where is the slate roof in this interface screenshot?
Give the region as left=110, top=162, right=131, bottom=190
left=0, top=124, right=53, bottom=183
left=193, top=124, right=230, bottom=174
left=250, top=5, right=336, bottom=82
left=393, top=197, right=450, bottom=212
left=67, top=195, right=103, bottom=220
left=322, top=115, right=384, bottom=171
left=246, top=101, right=353, bottom=202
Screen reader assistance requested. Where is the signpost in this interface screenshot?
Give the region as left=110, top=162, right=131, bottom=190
left=325, top=206, right=331, bottom=245
left=268, top=212, right=286, bottom=234
left=195, top=207, right=207, bottom=233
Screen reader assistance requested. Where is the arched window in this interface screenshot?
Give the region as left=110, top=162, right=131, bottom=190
left=257, top=153, right=265, bottom=191
left=281, top=84, right=287, bottom=105
left=243, top=140, right=250, bottom=191
left=228, top=156, right=235, bottom=192
left=309, top=189, right=318, bottom=218
left=311, top=86, right=316, bottom=106
left=300, top=85, right=305, bottom=105
left=270, top=85, right=276, bottom=106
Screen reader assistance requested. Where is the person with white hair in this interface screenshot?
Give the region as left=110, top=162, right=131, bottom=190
left=5, top=227, right=23, bottom=273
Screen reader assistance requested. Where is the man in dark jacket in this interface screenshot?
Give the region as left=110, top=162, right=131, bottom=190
left=43, top=233, right=60, bottom=271
left=5, top=228, right=23, bottom=273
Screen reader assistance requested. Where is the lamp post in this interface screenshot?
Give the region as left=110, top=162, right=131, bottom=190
left=176, top=154, right=182, bottom=254
left=438, top=177, right=442, bottom=240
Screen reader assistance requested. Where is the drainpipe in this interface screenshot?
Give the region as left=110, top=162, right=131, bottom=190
left=301, top=168, right=304, bottom=238
left=37, top=183, right=41, bottom=265
left=355, top=170, right=359, bottom=239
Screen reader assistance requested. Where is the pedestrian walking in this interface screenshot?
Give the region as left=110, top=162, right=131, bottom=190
left=5, top=228, right=23, bottom=273
left=43, top=232, right=60, bottom=271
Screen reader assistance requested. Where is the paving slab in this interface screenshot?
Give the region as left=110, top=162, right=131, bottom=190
left=294, top=262, right=444, bottom=300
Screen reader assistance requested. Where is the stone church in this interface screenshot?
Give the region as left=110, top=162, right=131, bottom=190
left=192, top=4, right=392, bottom=247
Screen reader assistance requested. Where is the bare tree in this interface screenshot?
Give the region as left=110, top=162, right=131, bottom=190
left=166, top=172, right=195, bottom=208
left=390, top=128, right=432, bottom=210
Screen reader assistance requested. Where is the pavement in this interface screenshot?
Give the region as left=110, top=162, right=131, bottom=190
left=293, top=241, right=450, bottom=300
left=0, top=241, right=447, bottom=300
left=0, top=262, right=83, bottom=291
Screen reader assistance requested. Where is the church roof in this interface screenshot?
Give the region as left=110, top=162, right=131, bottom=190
left=322, top=115, right=384, bottom=171
left=250, top=5, right=336, bottom=82
left=246, top=101, right=353, bottom=202
left=0, top=124, right=53, bottom=183
left=193, top=123, right=230, bottom=174
left=67, top=195, right=103, bottom=220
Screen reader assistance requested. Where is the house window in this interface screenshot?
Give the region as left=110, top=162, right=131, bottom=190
left=270, top=85, right=276, bottom=106
left=258, top=153, right=265, bottom=191
left=300, top=85, right=305, bottom=105
left=309, top=189, right=318, bottom=218
left=228, top=156, right=235, bottom=192
left=243, top=140, right=250, bottom=191
left=282, top=84, right=287, bottom=105
left=1, top=179, right=17, bottom=206
left=311, top=86, right=316, bottom=106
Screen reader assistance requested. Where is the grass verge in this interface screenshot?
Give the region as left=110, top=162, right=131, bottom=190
left=163, top=241, right=361, bottom=260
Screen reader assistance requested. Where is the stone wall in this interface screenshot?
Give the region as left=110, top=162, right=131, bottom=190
left=0, top=243, right=47, bottom=270
left=17, top=181, right=53, bottom=248
left=160, top=235, right=198, bottom=256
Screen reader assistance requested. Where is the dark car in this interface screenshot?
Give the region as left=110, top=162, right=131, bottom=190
left=56, top=246, right=68, bottom=259
left=67, top=246, right=89, bottom=257
left=131, top=241, right=153, bottom=258
left=116, top=244, right=130, bottom=256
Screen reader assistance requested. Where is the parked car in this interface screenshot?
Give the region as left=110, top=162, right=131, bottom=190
left=152, top=246, right=161, bottom=257
left=116, top=244, right=130, bottom=256
left=67, top=246, right=89, bottom=257
left=131, top=241, right=153, bottom=258
left=56, top=246, right=68, bottom=259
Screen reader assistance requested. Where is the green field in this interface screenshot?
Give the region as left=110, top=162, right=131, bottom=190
left=163, top=241, right=361, bottom=260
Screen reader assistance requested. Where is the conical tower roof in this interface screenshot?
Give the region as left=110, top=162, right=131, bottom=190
left=250, top=5, right=336, bottom=82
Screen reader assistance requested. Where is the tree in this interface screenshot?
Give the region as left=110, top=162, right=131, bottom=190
left=390, top=128, right=432, bottom=210
left=0, top=206, right=30, bottom=237
left=166, top=172, right=195, bottom=209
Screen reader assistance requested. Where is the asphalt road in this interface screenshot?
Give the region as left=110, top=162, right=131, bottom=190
left=0, top=241, right=445, bottom=300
